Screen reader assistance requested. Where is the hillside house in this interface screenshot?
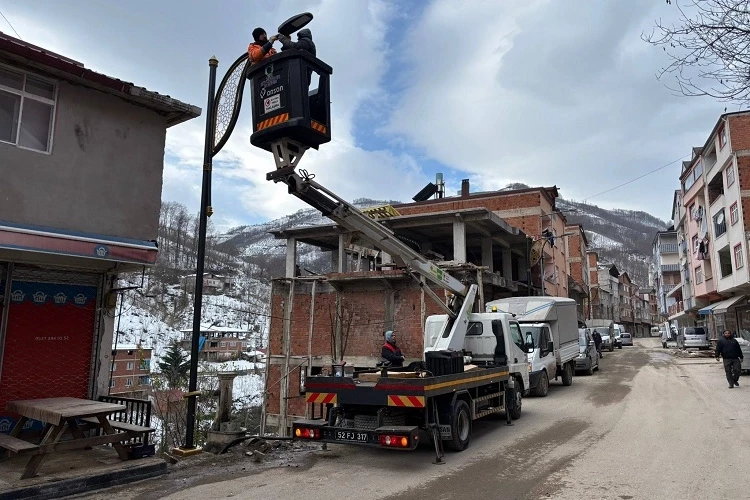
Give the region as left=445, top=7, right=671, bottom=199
left=263, top=182, right=585, bottom=432
left=0, top=33, right=200, bottom=431
left=180, top=325, right=257, bottom=361
left=182, top=273, right=235, bottom=295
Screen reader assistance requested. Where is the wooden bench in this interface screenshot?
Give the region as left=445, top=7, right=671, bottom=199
left=79, top=417, right=154, bottom=434
left=0, top=433, right=40, bottom=455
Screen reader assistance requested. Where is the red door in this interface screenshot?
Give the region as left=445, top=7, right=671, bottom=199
left=0, top=279, right=98, bottom=430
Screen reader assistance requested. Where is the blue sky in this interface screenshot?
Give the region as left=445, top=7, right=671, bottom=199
left=2, top=0, right=730, bottom=229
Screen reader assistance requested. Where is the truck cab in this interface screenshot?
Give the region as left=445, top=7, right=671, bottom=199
left=424, top=312, right=531, bottom=396
left=519, top=323, right=557, bottom=397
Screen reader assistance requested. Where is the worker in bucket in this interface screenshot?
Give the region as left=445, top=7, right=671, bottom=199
left=381, top=331, right=405, bottom=367
left=248, top=27, right=278, bottom=64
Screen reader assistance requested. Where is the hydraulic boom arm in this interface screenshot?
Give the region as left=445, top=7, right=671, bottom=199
left=269, top=167, right=469, bottom=311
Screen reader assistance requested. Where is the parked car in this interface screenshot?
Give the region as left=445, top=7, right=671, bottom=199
left=613, top=324, right=624, bottom=349
left=575, top=329, right=599, bottom=375
left=677, top=327, right=710, bottom=350
left=620, top=332, right=633, bottom=346
left=650, top=327, right=661, bottom=337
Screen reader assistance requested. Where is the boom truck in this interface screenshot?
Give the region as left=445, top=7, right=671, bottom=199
left=231, top=34, right=531, bottom=461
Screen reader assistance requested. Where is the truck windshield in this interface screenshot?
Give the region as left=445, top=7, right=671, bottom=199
left=521, top=326, right=543, bottom=347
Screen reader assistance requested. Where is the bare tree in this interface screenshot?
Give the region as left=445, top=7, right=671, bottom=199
left=643, top=0, right=750, bottom=104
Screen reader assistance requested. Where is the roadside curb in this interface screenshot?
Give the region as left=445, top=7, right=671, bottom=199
left=0, top=461, right=168, bottom=500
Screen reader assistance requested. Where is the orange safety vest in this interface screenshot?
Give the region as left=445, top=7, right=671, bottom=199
left=248, top=43, right=277, bottom=64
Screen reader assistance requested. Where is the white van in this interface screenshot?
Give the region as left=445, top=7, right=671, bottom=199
left=650, top=327, right=661, bottom=337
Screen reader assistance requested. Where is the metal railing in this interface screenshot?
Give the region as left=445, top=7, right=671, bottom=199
left=660, top=243, right=679, bottom=254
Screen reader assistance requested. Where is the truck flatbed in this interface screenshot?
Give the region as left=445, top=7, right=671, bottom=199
left=293, top=365, right=517, bottom=460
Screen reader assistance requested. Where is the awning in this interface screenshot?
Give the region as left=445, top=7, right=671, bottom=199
left=710, top=295, right=746, bottom=314
left=0, top=220, right=158, bottom=268
left=698, top=304, right=715, bottom=315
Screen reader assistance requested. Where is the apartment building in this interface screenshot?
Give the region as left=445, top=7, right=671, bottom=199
left=109, top=344, right=152, bottom=398
left=180, top=325, right=256, bottom=362
left=565, top=224, right=590, bottom=322
left=652, top=230, right=680, bottom=319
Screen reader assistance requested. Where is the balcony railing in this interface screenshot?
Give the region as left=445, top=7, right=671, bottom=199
left=660, top=243, right=679, bottom=254
left=668, top=301, right=685, bottom=316
left=661, top=264, right=680, bottom=272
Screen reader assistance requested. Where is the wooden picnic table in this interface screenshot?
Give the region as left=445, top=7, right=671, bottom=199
left=0, top=397, right=152, bottom=479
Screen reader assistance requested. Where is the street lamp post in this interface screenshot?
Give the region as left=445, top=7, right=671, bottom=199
left=539, top=232, right=575, bottom=297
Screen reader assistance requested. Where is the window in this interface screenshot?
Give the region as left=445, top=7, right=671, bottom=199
left=466, top=322, right=484, bottom=336
left=719, top=247, right=733, bottom=277
left=731, top=202, right=739, bottom=225
left=695, top=266, right=704, bottom=284
left=230, top=342, right=237, bottom=347
left=125, top=378, right=133, bottom=387
left=139, top=359, right=150, bottom=370
left=126, top=362, right=134, bottom=370
left=714, top=209, right=727, bottom=237
left=139, top=376, right=150, bottom=385
left=220, top=342, right=227, bottom=348
left=509, top=322, right=525, bottom=352
left=694, top=160, right=703, bottom=179
left=110, top=379, right=116, bottom=388
left=111, top=362, right=116, bottom=372
left=727, top=165, right=736, bottom=187
left=0, top=66, right=56, bottom=153
left=719, top=126, right=727, bottom=149
left=735, top=244, right=744, bottom=269
left=242, top=342, right=248, bottom=348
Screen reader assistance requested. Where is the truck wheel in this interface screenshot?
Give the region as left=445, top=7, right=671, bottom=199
left=505, top=383, right=522, bottom=420
left=561, top=363, right=573, bottom=386
left=446, top=400, right=471, bottom=451
left=532, top=371, right=549, bottom=397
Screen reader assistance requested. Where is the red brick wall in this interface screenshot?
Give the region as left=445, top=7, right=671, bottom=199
left=729, top=115, right=750, bottom=151
left=394, top=192, right=542, bottom=218
left=587, top=252, right=599, bottom=286
left=737, top=156, right=750, bottom=232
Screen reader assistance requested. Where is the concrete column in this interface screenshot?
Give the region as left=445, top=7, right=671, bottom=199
left=337, top=234, right=346, bottom=273
left=214, top=372, right=237, bottom=431
left=453, top=221, right=466, bottom=262
left=481, top=238, right=493, bottom=272
left=519, top=257, right=528, bottom=281
left=285, top=237, right=297, bottom=278
left=502, top=249, right=512, bottom=279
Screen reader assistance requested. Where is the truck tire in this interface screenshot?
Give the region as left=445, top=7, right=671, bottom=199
left=505, top=383, right=522, bottom=420
left=531, top=371, right=549, bottom=397
left=561, top=363, right=573, bottom=386
left=446, top=399, right=471, bottom=451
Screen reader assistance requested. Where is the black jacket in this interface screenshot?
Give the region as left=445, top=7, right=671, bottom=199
left=716, top=336, right=744, bottom=360
left=280, top=29, right=316, bottom=56
left=592, top=331, right=602, bottom=345
left=381, top=342, right=404, bottom=367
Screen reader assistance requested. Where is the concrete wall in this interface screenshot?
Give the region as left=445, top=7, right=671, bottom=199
left=0, top=72, right=168, bottom=241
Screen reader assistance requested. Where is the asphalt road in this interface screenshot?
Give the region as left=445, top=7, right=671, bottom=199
left=77, top=338, right=750, bottom=500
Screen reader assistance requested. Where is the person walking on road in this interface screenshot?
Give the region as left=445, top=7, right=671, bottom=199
left=715, top=329, right=744, bottom=389
left=592, top=330, right=603, bottom=358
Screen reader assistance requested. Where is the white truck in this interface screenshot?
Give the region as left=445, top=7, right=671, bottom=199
left=486, top=297, right=579, bottom=397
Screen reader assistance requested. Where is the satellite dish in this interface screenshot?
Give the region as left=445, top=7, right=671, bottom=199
left=529, top=239, right=546, bottom=267
left=717, top=212, right=725, bottom=225
left=278, top=12, right=313, bottom=36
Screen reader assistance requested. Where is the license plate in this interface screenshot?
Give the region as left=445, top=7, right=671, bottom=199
left=439, top=424, right=452, bottom=440
left=335, top=430, right=369, bottom=443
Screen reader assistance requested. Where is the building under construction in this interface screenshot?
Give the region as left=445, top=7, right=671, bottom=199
left=262, top=181, right=584, bottom=433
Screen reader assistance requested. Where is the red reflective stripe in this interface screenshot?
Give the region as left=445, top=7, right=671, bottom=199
left=407, top=396, right=424, bottom=407
left=322, top=393, right=336, bottom=404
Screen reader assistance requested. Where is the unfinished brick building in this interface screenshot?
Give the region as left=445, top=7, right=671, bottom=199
left=262, top=182, right=580, bottom=432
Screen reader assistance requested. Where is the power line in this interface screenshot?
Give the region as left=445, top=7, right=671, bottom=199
left=584, top=154, right=690, bottom=202
left=0, top=10, right=21, bottom=39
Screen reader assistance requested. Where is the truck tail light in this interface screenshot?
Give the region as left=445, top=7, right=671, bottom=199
left=379, top=435, right=411, bottom=448
left=294, top=427, right=321, bottom=439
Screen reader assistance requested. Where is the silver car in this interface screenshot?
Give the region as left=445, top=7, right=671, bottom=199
left=620, top=332, right=633, bottom=346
